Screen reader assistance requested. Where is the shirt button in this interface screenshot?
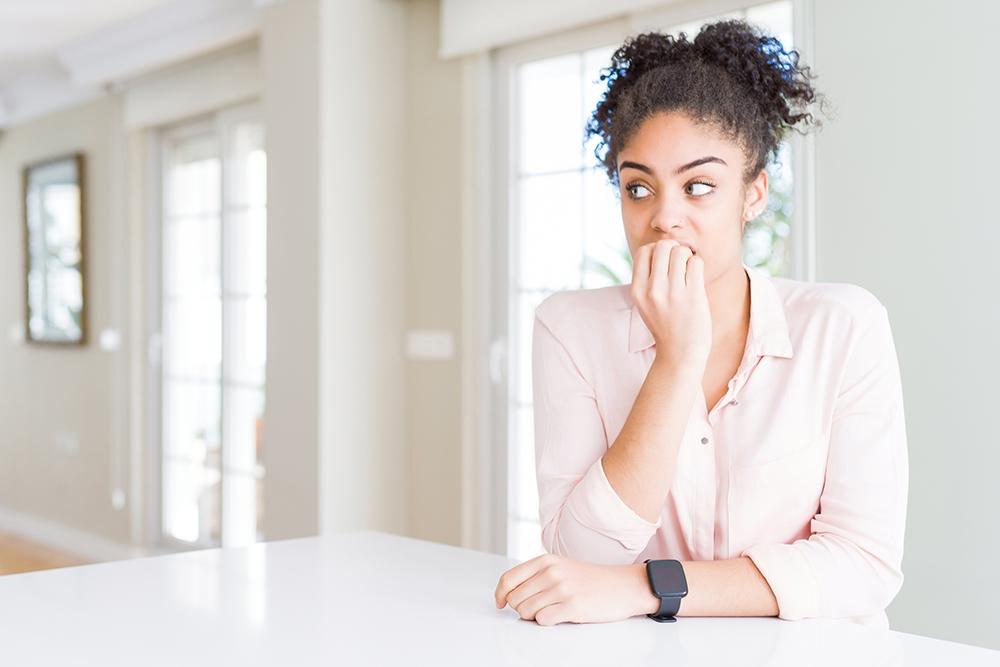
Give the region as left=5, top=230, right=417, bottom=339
left=728, top=399, right=739, bottom=406
left=700, top=436, right=710, bottom=445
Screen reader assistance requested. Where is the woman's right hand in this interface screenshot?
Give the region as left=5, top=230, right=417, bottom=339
left=630, top=240, right=712, bottom=371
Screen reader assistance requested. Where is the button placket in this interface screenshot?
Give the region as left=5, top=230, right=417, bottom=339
left=691, top=426, right=718, bottom=559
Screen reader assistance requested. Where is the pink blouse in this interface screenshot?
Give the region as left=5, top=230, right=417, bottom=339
left=532, top=262, right=908, bottom=629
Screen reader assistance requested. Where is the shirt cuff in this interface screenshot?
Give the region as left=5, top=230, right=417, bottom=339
left=564, top=457, right=662, bottom=552
left=742, top=542, right=822, bottom=620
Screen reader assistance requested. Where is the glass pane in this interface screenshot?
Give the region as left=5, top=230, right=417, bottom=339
left=165, top=134, right=220, bottom=219
left=162, top=129, right=223, bottom=548
left=164, top=216, right=221, bottom=298
left=510, top=405, right=539, bottom=522
left=221, top=115, right=267, bottom=548
left=744, top=141, right=793, bottom=276
left=513, top=290, right=550, bottom=405
left=163, top=380, right=221, bottom=462
left=227, top=120, right=266, bottom=208
left=225, top=208, right=266, bottom=297
left=161, top=114, right=268, bottom=550
left=517, top=53, right=584, bottom=174
left=224, top=297, right=267, bottom=386
left=163, top=297, right=222, bottom=380
left=508, top=518, right=546, bottom=562
left=745, top=1, right=793, bottom=48
left=223, top=386, right=265, bottom=476
left=163, top=458, right=221, bottom=544
left=582, top=45, right=618, bottom=167
left=582, top=166, right=630, bottom=288
left=670, top=10, right=743, bottom=38
left=517, top=172, right=584, bottom=291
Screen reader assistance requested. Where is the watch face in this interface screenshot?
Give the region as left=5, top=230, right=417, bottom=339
left=649, top=560, right=688, bottom=596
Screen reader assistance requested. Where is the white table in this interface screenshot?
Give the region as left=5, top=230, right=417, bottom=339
left=0, top=531, right=996, bottom=666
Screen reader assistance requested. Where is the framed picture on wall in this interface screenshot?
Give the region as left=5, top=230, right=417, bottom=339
left=23, top=152, right=87, bottom=345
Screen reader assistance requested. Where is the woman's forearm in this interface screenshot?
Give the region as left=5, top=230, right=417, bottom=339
left=601, top=357, right=703, bottom=523
left=630, top=557, right=779, bottom=617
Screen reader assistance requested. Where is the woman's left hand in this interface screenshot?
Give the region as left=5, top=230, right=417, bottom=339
left=494, top=553, right=657, bottom=626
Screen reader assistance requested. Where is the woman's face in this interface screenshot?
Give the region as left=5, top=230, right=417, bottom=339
left=616, top=111, right=767, bottom=285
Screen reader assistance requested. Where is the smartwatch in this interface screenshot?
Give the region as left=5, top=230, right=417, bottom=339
left=643, top=559, right=688, bottom=623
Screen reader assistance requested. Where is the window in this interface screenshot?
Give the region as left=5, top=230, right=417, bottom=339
left=502, top=1, right=800, bottom=560
left=158, top=104, right=267, bottom=549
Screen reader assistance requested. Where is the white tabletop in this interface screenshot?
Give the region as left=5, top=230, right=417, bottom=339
left=0, top=531, right=996, bottom=666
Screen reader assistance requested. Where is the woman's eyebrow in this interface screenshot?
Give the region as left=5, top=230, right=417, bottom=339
left=618, top=156, right=728, bottom=176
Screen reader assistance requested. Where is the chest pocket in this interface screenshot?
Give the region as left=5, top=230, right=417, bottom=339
left=732, top=427, right=828, bottom=469
left=729, top=431, right=830, bottom=553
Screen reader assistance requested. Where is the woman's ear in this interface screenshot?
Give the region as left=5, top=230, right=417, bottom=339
left=743, top=169, right=769, bottom=221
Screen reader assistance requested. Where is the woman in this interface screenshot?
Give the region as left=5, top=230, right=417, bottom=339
left=494, top=20, right=908, bottom=628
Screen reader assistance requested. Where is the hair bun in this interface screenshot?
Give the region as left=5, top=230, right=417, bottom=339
left=586, top=18, right=825, bottom=188
left=693, top=20, right=818, bottom=134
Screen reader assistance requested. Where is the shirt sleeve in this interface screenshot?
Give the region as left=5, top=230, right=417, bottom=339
left=532, top=310, right=660, bottom=565
left=741, top=302, right=909, bottom=620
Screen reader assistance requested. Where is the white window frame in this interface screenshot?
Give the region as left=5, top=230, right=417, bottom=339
left=146, top=100, right=265, bottom=552
left=462, top=0, right=816, bottom=556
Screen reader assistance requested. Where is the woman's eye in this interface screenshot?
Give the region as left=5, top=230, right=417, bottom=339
left=685, top=181, right=714, bottom=196
left=626, top=183, right=651, bottom=200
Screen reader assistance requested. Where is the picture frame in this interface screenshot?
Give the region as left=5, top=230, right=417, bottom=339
left=22, top=152, right=87, bottom=346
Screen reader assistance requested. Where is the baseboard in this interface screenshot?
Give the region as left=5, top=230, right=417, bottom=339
left=0, top=505, right=146, bottom=563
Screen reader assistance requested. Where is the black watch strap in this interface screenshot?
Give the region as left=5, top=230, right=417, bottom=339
left=644, top=558, right=687, bottom=623
left=648, top=593, right=683, bottom=623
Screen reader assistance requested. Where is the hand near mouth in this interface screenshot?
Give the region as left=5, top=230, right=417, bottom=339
left=630, top=239, right=712, bottom=371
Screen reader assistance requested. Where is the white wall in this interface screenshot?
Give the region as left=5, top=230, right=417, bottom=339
left=317, top=0, right=409, bottom=536
left=812, top=0, right=1000, bottom=650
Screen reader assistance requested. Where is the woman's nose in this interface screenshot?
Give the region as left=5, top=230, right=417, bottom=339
left=650, top=195, right=686, bottom=232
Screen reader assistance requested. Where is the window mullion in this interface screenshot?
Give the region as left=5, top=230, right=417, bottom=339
left=217, top=113, right=230, bottom=548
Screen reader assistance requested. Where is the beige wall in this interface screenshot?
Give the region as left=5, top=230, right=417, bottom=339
left=403, top=0, right=465, bottom=546
left=258, top=0, right=321, bottom=541
left=0, top=96, right=131, bottom=545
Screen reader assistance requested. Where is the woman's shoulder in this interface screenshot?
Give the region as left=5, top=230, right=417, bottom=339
left=770, top=274, right=889, bottom=326
left=535, top=285, right=632, bottom=332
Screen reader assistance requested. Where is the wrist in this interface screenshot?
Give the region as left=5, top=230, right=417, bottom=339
left=631, top=563, right=661, bottom=616
left=650, top=355, right=705, bottom=379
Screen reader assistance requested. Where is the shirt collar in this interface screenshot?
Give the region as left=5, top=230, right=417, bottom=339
left=627, top=262, right=794, bottom=359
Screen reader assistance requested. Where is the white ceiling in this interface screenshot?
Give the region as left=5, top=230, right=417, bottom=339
left=0, top=0, right=172, bottom=86
left=0, top=0, right=264, bottom=126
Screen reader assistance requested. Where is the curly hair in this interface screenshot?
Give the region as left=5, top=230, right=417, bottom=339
left=585, top=19, right=824, bottom=189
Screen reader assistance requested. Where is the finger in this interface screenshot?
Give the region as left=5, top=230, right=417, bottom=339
left=667, top=244, right=693, bottom=293
left=534, top=602, right=574, bottom=627
left=649, top=240, right=678, bottom=296
left=514, top=584, right=565, bottom=621
left=686, top=253, right=704, bottom=288
left=505, top=568, right=553, bottom=611
left=630, top=243, right=653, bottom=296
left=495, top=554, right=553, bottom=608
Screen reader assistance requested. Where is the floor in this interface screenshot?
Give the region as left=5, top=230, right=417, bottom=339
left=0, top=532, right=88, bottom=576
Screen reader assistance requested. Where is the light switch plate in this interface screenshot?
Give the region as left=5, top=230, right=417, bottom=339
left=405, top=329, right=455, bottom=361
